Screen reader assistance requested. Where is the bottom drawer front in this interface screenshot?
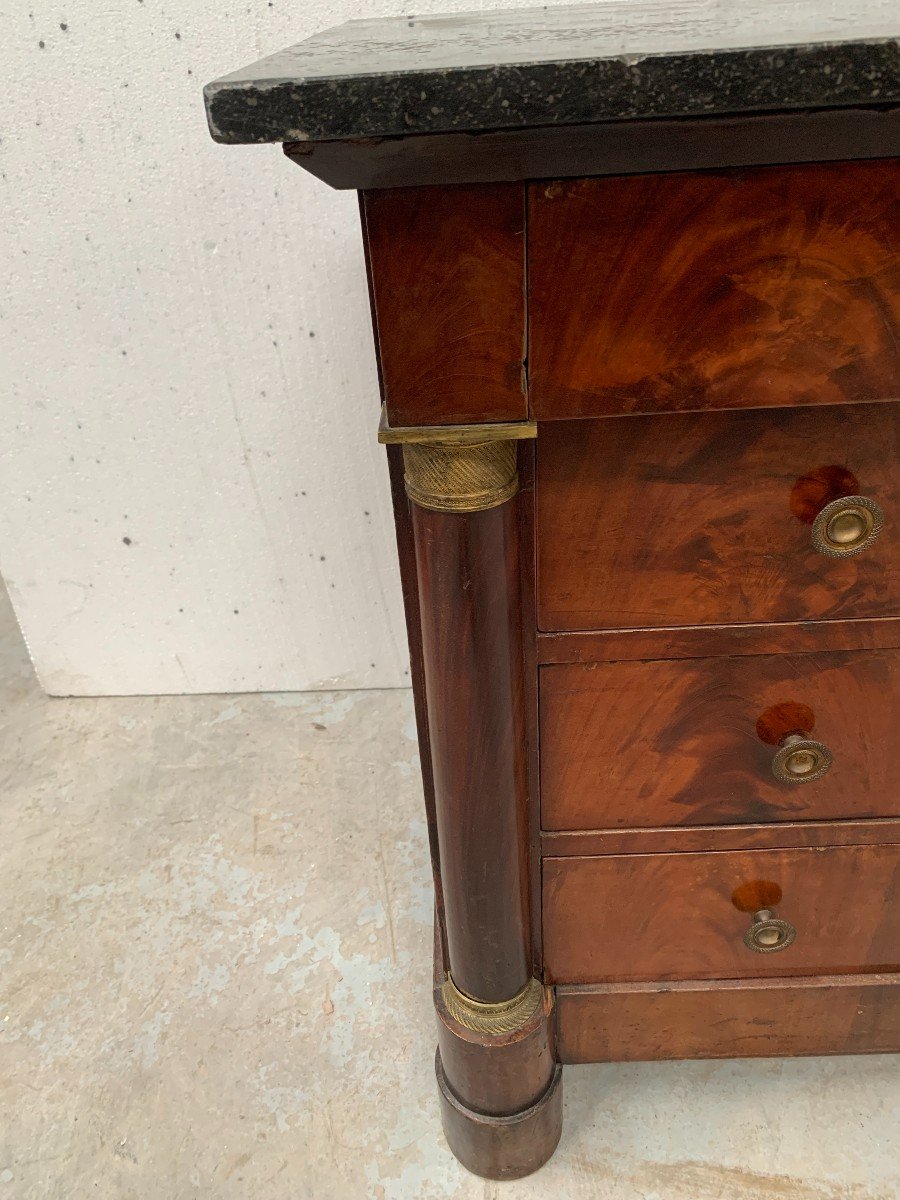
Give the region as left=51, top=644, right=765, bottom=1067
left=543, top=845, right=900, bottom=983
left=556, top=975, right=900, bottom=1063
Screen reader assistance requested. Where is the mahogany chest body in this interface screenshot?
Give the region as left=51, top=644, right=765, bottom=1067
left=206, top=2, right=900, bottom=1179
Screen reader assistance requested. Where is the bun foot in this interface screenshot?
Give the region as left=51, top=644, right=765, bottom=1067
left=436, top=1050, right=563, bottom=1180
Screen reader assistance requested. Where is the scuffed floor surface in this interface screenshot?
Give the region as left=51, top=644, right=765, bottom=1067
left=0, top=583, right=897, bottom=1200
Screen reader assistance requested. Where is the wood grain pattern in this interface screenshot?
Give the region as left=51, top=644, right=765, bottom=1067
left=528, top=160, right=900, bottom=420
left=537, top=616, right=900, bottom=664
left=363, top=183, right=526, bottom=427
left=536, top=403, right=900, bottom=631
left=542, top=845, right=900, bottom=983
left=556, top=975, right=900, bottom=1063
left=540, top=649, right=900, bottom=830
left=413, top=499, right=531, bottom=1002
left=542, top=818, right=900, bottom=857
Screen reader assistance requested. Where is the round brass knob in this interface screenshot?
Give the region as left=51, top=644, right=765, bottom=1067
left=772, top=733, right=833, bottom=785
left=744, top=908, right=796, bottom=954
left=811, top=495, right=883, bottom=558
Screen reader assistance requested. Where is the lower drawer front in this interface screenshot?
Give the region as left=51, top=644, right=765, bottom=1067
left=543, top=845, right=900, bottom=983
left=555, top=975, right=900, bottom=1063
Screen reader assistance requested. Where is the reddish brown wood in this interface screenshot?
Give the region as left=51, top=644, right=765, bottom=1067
left=437, top=1053, right=563, bottom=1181
left=537, top=616, right=900, bottom=664
left=413, top=500, right=531, bottom=1002
left=540, top=648, right=900, bottom=830
left=536, top=403, right=900, bottom=631
left=385, top=445, right=442, bottom=881
left=430, top=849, right=559, bottom=1181
left=528, top=160, right=900, bottom=420
left=518, top=443, right=544, bottom=970
left=556, top=975, right=900, bottom=1063
left=363, top=183, right=527, bottom=426
left=543, top=845, right=900, bottom=983
left=435, top=986, right=557, bottom=1118
left=542, top=818, right=900, bottom=858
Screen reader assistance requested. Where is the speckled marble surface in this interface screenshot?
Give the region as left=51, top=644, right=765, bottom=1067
left=204, top=0, right=900, bottom=143
left=1, top=577, right=898, bottom=1199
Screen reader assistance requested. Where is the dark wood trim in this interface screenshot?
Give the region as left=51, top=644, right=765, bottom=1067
left=285, top=106, right=900, bottom=191
left=518, top=443, right=543, bottom=972
left=541, top=818, right=900, bottom=858
left=412, top=499, right=532, bottom=1003
left=537, top=616, right=900, bottom=665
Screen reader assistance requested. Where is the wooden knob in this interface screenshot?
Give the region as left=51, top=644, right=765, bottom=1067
left=772, top=733, right=833, bottom=785
left=744, top=908, right=796, bottom=954
left=811, top=495, right=883, bottom=558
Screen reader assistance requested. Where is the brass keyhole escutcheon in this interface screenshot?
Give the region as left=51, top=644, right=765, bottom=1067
left=811, top=495, right=883, bottom=558
left=744, top=908, right=796, bottom=954
left=772, top=733, right=833, bottom=785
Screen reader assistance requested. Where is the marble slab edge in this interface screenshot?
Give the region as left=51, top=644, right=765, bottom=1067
left=204, top=40, right=900, bottom=145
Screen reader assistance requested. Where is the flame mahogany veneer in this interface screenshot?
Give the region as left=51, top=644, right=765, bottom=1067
left=207, top=15, right=900, bottom=1167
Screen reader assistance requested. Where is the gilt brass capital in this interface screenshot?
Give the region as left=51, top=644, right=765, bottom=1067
left=376, top=406, right=537, bottom=514
left=441, top=976, right=544, bottom=1035
left=402, top=440, right=519, bottom=512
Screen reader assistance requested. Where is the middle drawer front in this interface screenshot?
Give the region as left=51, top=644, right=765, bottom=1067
left=543, top=844, right=900, bottom=984
left=540, top=648, right=900, bottom=830
left=536, top=402, right=899, bottom=632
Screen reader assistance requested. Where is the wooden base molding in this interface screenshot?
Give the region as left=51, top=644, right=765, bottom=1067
left=557, top=975, right=900, bottom=1064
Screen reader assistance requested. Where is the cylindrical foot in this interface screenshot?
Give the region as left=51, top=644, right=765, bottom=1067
left=436, top=1051, right=563, bottom=1180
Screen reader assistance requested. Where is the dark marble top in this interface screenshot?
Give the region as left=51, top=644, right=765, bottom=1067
left=204, top=1, right=900, bottom=145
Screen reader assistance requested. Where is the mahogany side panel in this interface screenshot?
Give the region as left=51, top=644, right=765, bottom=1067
left=528, top=160, right=900, bottom=420
left=363, top=183, right=527, bottom=427
left=536, top=403, right=900, bottom=632
left=542, top=845, right=900, bottom=984
left=540, top=649, right=900, bottom=830
left=556, top=975, right=900, bottom=1063
left=413, top=501, right=531, bottom=1002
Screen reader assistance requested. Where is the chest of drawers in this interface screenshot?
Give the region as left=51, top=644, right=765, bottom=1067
left=206, top=1, right=900, bottom=1180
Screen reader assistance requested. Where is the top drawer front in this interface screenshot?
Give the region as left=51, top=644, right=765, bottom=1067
left=528, top=160, right=899, bottom=421
left=536, top=402, right=900, bottom=631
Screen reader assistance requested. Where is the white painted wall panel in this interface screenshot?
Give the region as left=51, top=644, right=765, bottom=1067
left=0, top=0, right=574, bottom=696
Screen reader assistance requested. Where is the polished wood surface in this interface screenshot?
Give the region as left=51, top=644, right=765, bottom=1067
left=528, top=160, right=900, bottom=420
left=536, top=403, right=900, bottom=631
left=517, top=445, right=545, bottom=966
left=542, top=818, right=900, bottom=857
left=363, top=183, right=526, bottom=427
left=537, top=616, right=900, bottom=664
left=432, top=913, right=556, bottom=1117
left=543, top=845, right=900, bottom=983
left=541, top=648, right=900, bottom=830
left=285, top=108, right=900, bottom=191
left=414, top=499, right=531, bottom=1002
left=556, top=974, right=900, bottom=1063
left=437, top=1054, right=563, bottom=1181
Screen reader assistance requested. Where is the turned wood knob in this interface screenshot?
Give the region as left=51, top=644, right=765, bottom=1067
left=771, top=733, right=833, bottom=785
left=811, top=495, right=883, bottom=558
left=744, top=908, right=797, bottom=954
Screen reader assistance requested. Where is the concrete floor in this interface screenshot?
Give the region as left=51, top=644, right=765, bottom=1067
left=0, top=581, right=897, bottom=1200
